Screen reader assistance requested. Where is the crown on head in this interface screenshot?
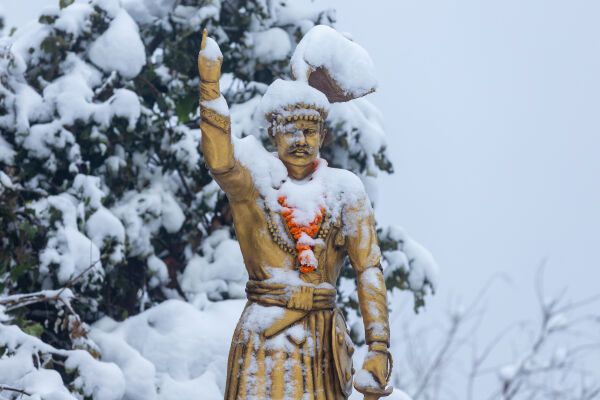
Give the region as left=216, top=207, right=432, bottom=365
left=272, top=103, right=327, bottom=125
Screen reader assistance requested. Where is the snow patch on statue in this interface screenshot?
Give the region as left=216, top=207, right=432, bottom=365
left=256, top=79, right=330, bottom=128
left=290, top=24, right=378, bottom=99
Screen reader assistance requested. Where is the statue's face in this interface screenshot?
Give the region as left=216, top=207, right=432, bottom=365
left=273, top=119, right=324, bottom=168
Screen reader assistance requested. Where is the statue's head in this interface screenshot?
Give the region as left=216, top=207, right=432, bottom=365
left=268, top=105, right=328, bottom=169
left=257, top=26, right=377, bottom=175
left=260, top=80, right=330, bottom=171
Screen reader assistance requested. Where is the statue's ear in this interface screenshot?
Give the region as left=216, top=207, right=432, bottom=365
left=320, top=127, right=330, bottom=148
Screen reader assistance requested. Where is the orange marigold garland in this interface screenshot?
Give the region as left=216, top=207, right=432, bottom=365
left=278, top=159, right=327, bottom=273
left=278, top=196, right=324, bottom=273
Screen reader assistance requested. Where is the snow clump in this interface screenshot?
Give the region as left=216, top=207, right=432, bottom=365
left=257, top=79, right=330, bottom=127
left=88, top=9, right=146, bottom=78
left=291, top=24, right=377, bottom=98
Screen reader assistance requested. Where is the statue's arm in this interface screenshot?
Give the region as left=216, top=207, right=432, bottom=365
left=345, top=196, right=390, bottom=346
left=345, top=196, right=391, bottom=389
left=198, top=30, right=252, bottom=197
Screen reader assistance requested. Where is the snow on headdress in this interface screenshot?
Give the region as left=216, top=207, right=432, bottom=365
left=290, top=25, right=377, bottom=103
left=259, top=24, right=377, bottom=125
left=258, top=79, right=330, bottom=128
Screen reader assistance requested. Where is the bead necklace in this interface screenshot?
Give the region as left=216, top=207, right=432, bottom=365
left=266, top=159, right=331, bottom=273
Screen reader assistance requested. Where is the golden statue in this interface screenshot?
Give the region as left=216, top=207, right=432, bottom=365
left=198, top=27, right=393, bottom=400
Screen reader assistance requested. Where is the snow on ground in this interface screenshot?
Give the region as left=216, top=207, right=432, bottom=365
left=0, top=295, right=415, bottom=399
left=0, top=293, right=420, bottom=399
left=91, top=299, right=244, bottom=400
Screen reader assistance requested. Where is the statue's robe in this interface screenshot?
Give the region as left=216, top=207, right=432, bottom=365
left=199, top=86, right=390, bottom=400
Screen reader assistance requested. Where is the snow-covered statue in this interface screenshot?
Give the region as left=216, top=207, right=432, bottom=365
left=198, top=25, right=393, bottom=400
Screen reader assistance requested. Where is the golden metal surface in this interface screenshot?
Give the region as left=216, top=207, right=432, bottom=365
left=332, top=309, right=355, bottom=397
left=198, top=30, right=393, bottom=400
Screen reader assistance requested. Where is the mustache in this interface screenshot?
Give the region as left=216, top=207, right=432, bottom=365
left=288, top=144, right=315, bottom=154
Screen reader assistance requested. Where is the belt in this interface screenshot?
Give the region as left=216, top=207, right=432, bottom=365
left=245, top=280, right=336, bottom=311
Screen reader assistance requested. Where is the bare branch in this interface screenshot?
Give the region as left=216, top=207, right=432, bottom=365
left=1, top=257, right=103, bottom=312
left=0, top=385, right=31, bottom=397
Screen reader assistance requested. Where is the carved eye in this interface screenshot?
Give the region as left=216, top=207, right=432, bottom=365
left=281, top=125, right=296, bottom=135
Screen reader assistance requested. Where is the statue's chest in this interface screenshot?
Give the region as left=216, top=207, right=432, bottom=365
left=263, top=205, right=334, bottom=258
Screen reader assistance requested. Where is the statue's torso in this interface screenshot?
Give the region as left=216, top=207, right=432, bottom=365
left=229, top=194, right=347, bottom=286
left=220, top=157, right=380, bottom=287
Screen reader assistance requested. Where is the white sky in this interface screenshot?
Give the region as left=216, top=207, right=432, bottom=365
left=323, top=1, right=600, bottom=391
left=2, top=0, right=599, bottom=393
left=324, top=0, right=600, bottom=303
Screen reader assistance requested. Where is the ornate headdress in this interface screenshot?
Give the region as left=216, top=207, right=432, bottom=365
left=259, top=24, right=377, bottom=129
left=259, top=79, right=330, bottom=131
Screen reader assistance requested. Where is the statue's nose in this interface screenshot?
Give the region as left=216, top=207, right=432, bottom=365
left=295, top=131, right=306, bottom=145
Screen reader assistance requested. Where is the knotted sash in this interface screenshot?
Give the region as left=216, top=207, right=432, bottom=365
left=245, top=280, right=337, bottom=338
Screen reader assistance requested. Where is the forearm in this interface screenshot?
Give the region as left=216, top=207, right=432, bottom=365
left=357, top=264, right=390, bottom=347
left=199, top=80, right=235, bottom=173
left=198, top=30, right=235, bottom=173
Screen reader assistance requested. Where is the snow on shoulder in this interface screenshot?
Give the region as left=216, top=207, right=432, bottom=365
left=234, top=132, right=369, bottom=221
left=290, top=25, right=377, bottom=98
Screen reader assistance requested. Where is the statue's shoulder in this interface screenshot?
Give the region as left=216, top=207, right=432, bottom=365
left=320, top=166, right=369, bottom=206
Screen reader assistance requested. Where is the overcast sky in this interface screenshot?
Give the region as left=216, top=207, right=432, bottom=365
left=324, top=0, right=600, bottom=303
left=3, top=0, right=599, bottom=390
left=322, top=2, right=600, bottom=389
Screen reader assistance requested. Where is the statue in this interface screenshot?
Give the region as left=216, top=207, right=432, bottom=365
left=198, top=26, right=393, bottom=400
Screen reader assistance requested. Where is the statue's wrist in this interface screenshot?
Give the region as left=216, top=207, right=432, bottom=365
left=200, top=80, right=221, bottom=102
left=367, top=341, right=388, bottom=354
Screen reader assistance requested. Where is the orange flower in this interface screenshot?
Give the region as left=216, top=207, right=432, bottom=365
left=278, top=196, right=324, bottom=273
left=300, top=265, right=316, bottom=274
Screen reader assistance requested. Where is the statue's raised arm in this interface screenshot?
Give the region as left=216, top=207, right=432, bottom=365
left=198, top=29, right=252, bottom=198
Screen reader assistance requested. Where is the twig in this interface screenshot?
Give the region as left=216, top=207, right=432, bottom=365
left=0, top=385, right=31, bottom=397
left=411, top=311, right=461, bottom=399
left=176, top=166, right=194, bottom=201
left=57, top=257, right=103, bottom=298
left=92, top=70, right=120, bottom=101
left=1, top=257, right=104, bottom=314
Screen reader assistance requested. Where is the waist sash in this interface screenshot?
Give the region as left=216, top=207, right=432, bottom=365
left=246, top=280, right=336, bottom=311
left=245, top=280, right=354, bottom=395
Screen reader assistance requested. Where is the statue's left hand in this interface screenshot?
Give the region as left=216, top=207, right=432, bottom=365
left=360, top=350, right=390, bottom=388
left=198, top=28, right=223, bottom=82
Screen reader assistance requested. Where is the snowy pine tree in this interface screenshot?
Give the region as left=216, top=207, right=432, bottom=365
left=0, top=0, right=436, bottom=397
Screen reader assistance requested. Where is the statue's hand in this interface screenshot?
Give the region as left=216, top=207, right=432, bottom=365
left=198, top=28, right=223, bottom=82
left=358, top=346, right=390, bottom=389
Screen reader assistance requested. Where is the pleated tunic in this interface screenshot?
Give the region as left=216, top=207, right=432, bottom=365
left=226, top=303, right=337, bottom=399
